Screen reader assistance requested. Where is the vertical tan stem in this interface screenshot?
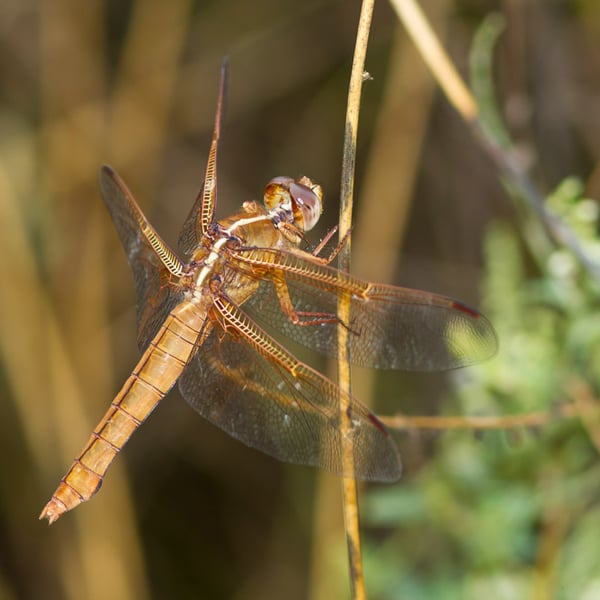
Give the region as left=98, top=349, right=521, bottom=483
left=337, top=1, right=376, bottom=598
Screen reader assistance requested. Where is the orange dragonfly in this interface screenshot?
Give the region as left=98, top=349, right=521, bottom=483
left=40, top=66, right=497, bottom=524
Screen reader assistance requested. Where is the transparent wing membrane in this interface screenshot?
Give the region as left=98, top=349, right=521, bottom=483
left=234, top=247, right=498, bottom=371
left=179, top=299, right=401, bottom=481
left=99, top=166, right=184, bottom=349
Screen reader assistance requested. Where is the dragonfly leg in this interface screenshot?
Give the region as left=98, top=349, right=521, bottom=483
left=272, top=277, right=355, bottom=330
left=310, top=226, right=353, bottom=264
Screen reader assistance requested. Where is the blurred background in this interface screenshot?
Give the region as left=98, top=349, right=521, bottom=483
left=2, top=0, right=600, bottom=598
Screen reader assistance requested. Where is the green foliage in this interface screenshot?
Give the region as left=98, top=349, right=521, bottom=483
left=360, top=188, right=600, bottom=597
left=357, top=12, right=600, bottom=593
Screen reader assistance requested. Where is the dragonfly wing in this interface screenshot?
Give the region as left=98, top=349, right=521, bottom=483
left=178, top=300, right=401, bottom=482
left=178, top=61, right=228, bottom=257
left=99, top=166, right=184, bottom=349
left=237, top=247, right=497, bottom=371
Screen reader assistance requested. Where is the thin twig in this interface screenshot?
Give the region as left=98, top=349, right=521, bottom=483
left=381, top=404, right=581, bottom=431
left=389, top=0, right=477, bottom=121
left=389, top=0, right=600, bottom=282
left=381, top=379, right=600, bottom=435
left=337, top=0, right=376, bottom=598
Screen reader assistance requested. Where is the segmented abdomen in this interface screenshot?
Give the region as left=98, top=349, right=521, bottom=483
left=40, top=302, right=206, bottom=524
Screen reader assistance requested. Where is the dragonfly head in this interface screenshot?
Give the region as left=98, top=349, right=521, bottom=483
left=264, top=176, right=323, bottom=232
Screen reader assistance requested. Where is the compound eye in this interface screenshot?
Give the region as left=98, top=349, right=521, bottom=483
left=289, top=180, right=322, bottom=231
left=264, top=175, right=323, bottom=231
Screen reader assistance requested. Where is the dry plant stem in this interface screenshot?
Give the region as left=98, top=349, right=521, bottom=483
left=391, top=0, right=600, bottom=281
left=388, top=0, right=477, bottom=121
left=381, top=404, right=582, bottom=431
left=337, top=0, right=376, bottom=598
left=383, top=381, right=600, bottom=434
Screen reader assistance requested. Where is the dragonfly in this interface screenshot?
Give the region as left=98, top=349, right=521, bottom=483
left=40, top=65, right=497, bottom=524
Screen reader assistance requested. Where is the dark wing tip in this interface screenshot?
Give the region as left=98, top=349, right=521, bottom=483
left=451, top=299, right=481, bottom=319
left=99, top=164, right=115, bottom=178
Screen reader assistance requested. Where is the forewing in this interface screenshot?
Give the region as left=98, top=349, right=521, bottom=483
left=236, top=247, right=498, bottom=371
left=178, top=61, right=228, bottom=258
left=99, top=166, right=184, bottom=349
left=178, top=190, right=207, bottom=258
left=178, top=301, right=401, bottom=482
